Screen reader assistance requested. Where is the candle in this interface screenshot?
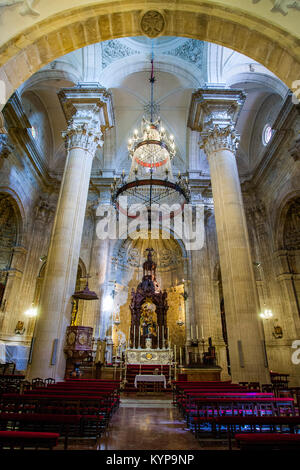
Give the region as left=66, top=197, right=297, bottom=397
left=128, top=325, right=130, bottom=348
left=133, top=325, right=136, bottom=348
left=174, top=344, right=177, bottom=361
left=158, top=326, right=160, bottom=349
left=191, top=325, right=193, bottom=340
left=196, top=325, right=199, bottom=340
left=138, top=326, right=141, bottom=349
left=180, top=347, right=182, bottom=365
left=162, top=326, right=164, bottom=349
left=201, top=325, right=204, bottom=339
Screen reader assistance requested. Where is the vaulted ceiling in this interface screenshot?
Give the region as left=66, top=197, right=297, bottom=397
left=17, top=36, right=288, bottom=182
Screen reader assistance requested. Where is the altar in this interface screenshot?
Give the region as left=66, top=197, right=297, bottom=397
left=126, top=348, right=173, bottom=365
left=134, top=374, right=166, bottom=389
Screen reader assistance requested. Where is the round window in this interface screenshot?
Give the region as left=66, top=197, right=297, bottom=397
left=262, top=124, right=272, bottom=146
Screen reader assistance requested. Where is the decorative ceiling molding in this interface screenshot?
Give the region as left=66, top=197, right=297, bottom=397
left=252, top=0, right=300, bottom=16
left=165, top=39, right=205, bottom=72
left=101, top=40, right=140, bottom=69
left=101, top=38, right=206, bottom=78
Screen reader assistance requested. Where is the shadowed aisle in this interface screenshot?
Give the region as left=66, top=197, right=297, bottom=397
left=98, top=396, right=201, bottom=450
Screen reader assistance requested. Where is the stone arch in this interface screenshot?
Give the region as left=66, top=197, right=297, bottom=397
left=274, top=190, right=300, bottom=251
left=0, top=2, right=300, bottom=107
left=0, top=188, right=25, bottom=246
left=34, top=257, right=88, bottom=306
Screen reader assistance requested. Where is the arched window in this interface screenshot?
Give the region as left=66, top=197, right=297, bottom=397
left=262, top=124, right=273, bottom=146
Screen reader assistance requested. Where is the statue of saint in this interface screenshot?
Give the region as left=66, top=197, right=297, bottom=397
left=140, top=302, right=156, bottom=337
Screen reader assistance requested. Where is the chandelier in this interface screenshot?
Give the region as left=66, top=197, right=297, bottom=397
left=111, top=46, right=190, bottom=217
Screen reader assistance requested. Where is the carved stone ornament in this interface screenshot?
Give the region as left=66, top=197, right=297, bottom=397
left=200, top=125, right=240, bottom=156
left=289, top=137, right=300, bottom=161
left=62, top=119, right=103, bottom=156
left=0, top=133, right=13, bottom=158
left=252, top=0, right=300, bottom=16
left=0, top=1, right=40, bottom=17
left=141, top=10, right=165, bottom=38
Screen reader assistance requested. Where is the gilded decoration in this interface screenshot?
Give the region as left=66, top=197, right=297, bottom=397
left=140, top=10, right=165, bottom=38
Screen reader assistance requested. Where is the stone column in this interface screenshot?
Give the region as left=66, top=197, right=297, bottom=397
left=28, top=85, right=114, bottom=380
left=188, top=89, right=270, bottom=383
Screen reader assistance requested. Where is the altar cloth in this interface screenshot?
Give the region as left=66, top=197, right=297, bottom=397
left=134, top=374, right=166, bottom=388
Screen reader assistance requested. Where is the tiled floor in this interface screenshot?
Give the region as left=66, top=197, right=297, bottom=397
left=56, top=394, right=229, bottom=450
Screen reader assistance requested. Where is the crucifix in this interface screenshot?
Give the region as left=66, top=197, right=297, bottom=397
left=82, top=273, right=92, bottom=288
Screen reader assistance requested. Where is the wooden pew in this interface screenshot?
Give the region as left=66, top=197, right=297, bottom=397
left=0, top=431, right=59, bottom=450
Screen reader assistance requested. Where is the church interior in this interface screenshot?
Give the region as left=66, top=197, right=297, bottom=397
left=0, top=11, right=300, bottom=452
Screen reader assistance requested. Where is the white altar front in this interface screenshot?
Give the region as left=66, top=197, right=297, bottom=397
left=126, top=348, right=173, bottom=365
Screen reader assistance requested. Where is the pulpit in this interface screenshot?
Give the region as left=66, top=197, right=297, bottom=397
left=64, top=326, right=93, bottom=378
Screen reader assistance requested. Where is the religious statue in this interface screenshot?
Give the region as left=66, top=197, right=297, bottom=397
left=140, top=302, right=156, bottom=337
left=15, top=320, right=25, bottom=335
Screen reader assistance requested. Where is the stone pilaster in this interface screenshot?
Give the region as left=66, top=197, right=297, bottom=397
left=0, top=112, right=13, bottom=159
left=28, top=85, right=114, bottom=380
left=188, top=89, right=270, bottom=383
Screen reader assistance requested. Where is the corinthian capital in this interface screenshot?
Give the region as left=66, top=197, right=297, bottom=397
left=62, top=116, right=103, bottom=155
left=201, top=125, right=240, bottom=156
left=58, top=84, right=114, bottom=156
